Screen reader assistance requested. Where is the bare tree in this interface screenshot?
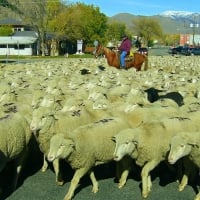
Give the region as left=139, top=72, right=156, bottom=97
left=1, top=1, right=108, bottom=55
left=5, top=0, right=65, bottom=56
left=132, top=17, right=163, bottom=46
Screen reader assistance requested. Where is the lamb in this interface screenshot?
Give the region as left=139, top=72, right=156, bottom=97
left=168, top=131, right=200, bottom=200
left=0, top=112, right=32, bottom=192
left=47, top=117, right=133, bottom=200
left=112, top=116, right=200, bottom=199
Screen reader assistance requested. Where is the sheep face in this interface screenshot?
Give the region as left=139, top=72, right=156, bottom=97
left=168, top=135, right=192, bottom=164
left=31, top=97, right=42, bottom=109
left=39, top=96, right=55, bottom=107
left=30, top=108, right=55, bottom=132
left=112, top=129, right=136, bottom=161
left=48, top=134, right=75, bottom=162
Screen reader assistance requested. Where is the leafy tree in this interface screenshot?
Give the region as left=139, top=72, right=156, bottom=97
left=0, top=0, right=11, bottom=7
left=105, top=21, right=126, bottom=45
left=0, top=25, right=12, bottom=36
left=2, top=0, right=64, bottom=56
left=164, top=33, right=180, bottom=46
left=48, top=3, right=108, bottom=45
left=2, top=1, right=108, bottom=54
left=0, top=0, right=21, bottom=14
left=132, top=17, right=163, bottom=46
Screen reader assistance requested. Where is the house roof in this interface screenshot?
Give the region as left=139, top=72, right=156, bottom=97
left=0, top=36, right=37, bottom=44
left=13, top=31, right=38, bottom=37
left=0, top=18, right=24, bottom=26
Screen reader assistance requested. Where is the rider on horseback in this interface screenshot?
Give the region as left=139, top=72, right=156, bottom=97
left=118, top=34, right=132, bottom=69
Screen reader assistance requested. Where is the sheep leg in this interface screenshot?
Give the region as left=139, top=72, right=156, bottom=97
left=41, top=155, right=48, bottom=172
left=12, top=164, right=22, bottom=190
left=178, top=157, right=196, bottom=191
left=89, top=171, right=99, bottom=193
left=179, top=174, right=188, bottom=191
left=141, top=160, right=159, bottom=198
left=117, top=157, right=132, bottom=188
left=52, top=159, right=64, bottom=186
left=118, top=169, right=129, bottom=188
left=195, top=192, right=200, bottom=200
left=116, top=161, right=125, bottom=188
left=64, top=167, right=88, bottom=200
left=175, top=158, right=187, bottom=191
left=117, top=156, right=133, bottom=188
left=12, top=155, right=25, bottom=191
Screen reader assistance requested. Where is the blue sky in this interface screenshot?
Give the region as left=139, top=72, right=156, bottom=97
left=68, top=0, right=200, bottom=16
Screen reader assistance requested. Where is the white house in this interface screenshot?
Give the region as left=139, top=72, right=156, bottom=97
left=0, top=18, right=38, bottom=56
left=0, top=35, right=38, bottom=56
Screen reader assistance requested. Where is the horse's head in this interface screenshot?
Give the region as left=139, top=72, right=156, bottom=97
left=93, top=45, right=104, bottom=58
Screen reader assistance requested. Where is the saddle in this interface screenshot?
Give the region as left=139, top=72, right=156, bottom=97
left=125, top=47, right=137, bottom=61
left=125, top=50, right=134, bottom=61
left=125, top=56, right=134, bottom=62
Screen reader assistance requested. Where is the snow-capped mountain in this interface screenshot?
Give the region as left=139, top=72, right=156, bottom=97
left=110, top=11, right=200, bottom=34
left=159, top=11, right=200, bottom=23
left=160, top=11, right=195, bottom=17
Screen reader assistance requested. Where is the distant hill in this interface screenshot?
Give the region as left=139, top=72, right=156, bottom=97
left=108, top=11, right=200, bottom=34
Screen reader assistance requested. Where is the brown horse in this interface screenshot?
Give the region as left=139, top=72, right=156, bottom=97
left=94, top=45, right=148, bottom=71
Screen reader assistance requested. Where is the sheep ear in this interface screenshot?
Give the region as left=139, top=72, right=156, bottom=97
left=188, top=142, right=199, bottom=148
left=111, top=136, right=116, bottom=142
left=55, top=99, right=62, bottom=103
left=71, top=143, right=76, bottom=150
left=132, top=140, right=138, bottom=146
left=69, top=139, right=76, bottom=150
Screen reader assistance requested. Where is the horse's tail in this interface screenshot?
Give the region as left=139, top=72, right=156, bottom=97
left=144, top=55, right=148, bottom=71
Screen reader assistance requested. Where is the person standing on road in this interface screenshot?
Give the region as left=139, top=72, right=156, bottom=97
left=93, top=40, right=98, bottom=54
left=135, top=36, right=142, bottom=49
left=118, top=34, right=132, bottom=69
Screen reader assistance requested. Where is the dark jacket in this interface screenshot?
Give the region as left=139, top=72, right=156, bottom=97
left=119, top=38, right=132, bottom=52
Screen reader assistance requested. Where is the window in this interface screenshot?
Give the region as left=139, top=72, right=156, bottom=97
left=14, top=44, right=25, bottom=49
left=0, top=44, right=7, bottom=48
left=14, top=28, right=23, bottom=32
left=8, top=44, right=15, bottom=48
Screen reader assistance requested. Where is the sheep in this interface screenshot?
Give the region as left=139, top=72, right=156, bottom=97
left=168, top=131, right=200, bottom=200
left=60, top=98, right=85, bottom=113
left=47, top=117, right=133, bottom=200
left=30, top=107, right=63, bottom=185
left=0, top=112, right=32, bottom=192
left=29, top=107, right=79, bottom=185
left=30, top=104, right=110, bottom=185
left=108, top=102, right=179, bottom=128
left=112, top=116, right=200, bottom=199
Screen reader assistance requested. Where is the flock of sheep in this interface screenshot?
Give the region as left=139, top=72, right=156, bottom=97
left=1, top=55, right=200, bottom=200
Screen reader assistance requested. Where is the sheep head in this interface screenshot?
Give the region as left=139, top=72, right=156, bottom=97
left=168, top=133, right=195, bottom=164
left=48, top=134, right=75, bottom=161
left=112, top=129, right=136, bottom=161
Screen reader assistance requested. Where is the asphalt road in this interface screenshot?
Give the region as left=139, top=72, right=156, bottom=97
left=148, top=47, right=170, bottom=56
left=1, top=140, right=198, bottom=200
left=0, top=46, right=172, bottom=65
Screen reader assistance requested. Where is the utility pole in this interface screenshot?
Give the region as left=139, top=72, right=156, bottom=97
left=190, top=16, right=199, bottom=46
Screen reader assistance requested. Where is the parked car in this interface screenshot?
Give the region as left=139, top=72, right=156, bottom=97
left=190, top=47, right=200, bottom=55
left=168, top=46, right=183, bottom=55
left=180, top=47, right=193, bottom=56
